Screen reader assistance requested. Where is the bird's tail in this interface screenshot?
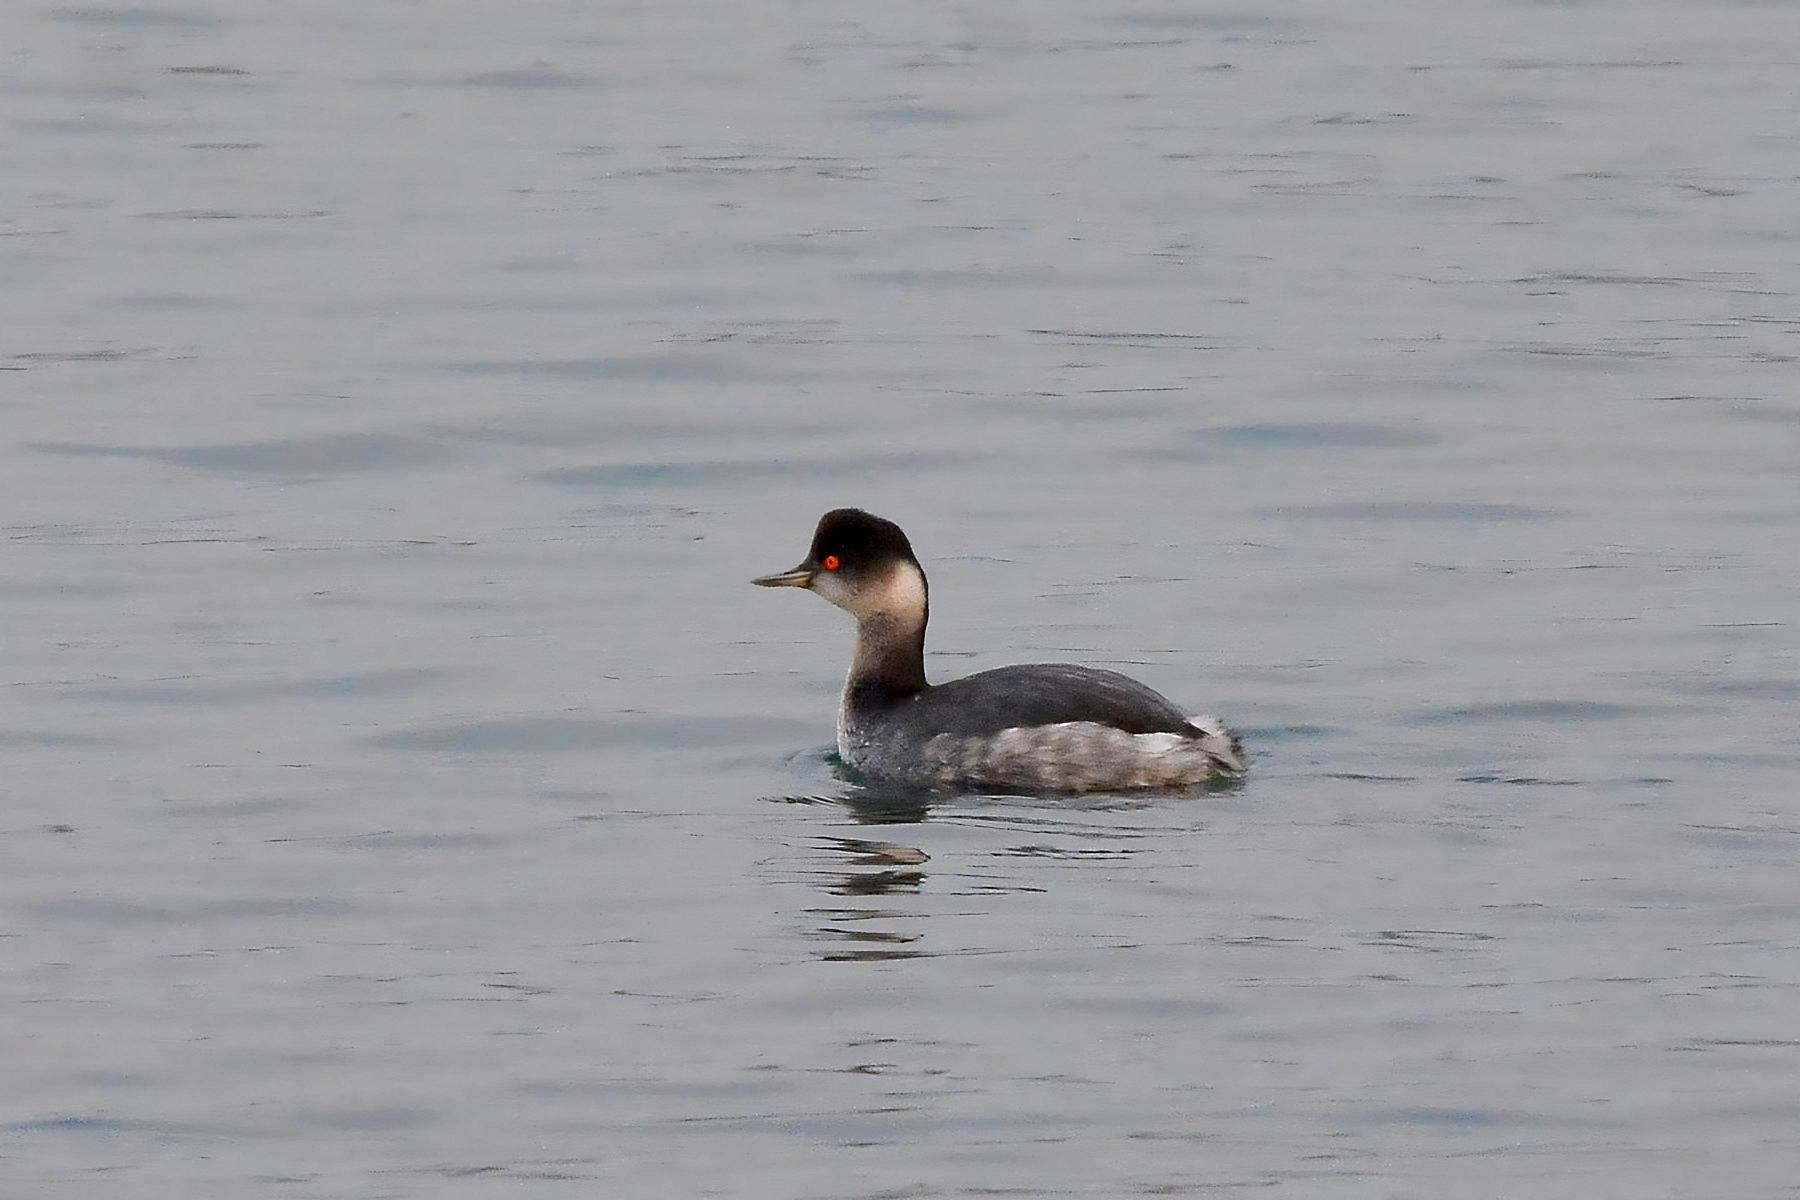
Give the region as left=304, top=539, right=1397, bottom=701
left=1187, top=714, right=1247, bottom=775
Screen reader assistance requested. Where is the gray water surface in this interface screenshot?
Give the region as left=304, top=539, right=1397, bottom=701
left=5, top=2, right=1799, bottom=1197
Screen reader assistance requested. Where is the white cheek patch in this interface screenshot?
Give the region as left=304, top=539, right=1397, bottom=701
left=848, top=561, right=928, bottom=623
left=811, top=570, right=854, bottom=610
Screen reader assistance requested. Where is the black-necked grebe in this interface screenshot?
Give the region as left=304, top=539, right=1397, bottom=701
left=753, top=508, right=1245, bottom=792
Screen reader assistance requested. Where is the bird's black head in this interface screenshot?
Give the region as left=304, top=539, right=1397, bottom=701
left=807, top=508, right=919, bottom=577
left=752, top=508, right=928, bottom=622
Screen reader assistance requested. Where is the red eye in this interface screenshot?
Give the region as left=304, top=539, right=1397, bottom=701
left=821, top=555, right=841, bottom=571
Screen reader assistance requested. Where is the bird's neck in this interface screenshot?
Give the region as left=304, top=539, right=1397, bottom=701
left=848, top=611, right=928, bottom=701
left=845, top=561, right=929, bottom=703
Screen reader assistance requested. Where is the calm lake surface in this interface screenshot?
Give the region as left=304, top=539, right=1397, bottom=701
left=5, top=2, right=1799, bottom=1196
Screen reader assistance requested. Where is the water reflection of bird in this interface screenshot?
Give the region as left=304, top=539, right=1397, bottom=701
left=812, top=837, right=928, bottom=962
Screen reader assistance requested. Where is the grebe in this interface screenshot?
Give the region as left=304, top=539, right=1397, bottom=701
left=754, top=509, right=1245, bottom=792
